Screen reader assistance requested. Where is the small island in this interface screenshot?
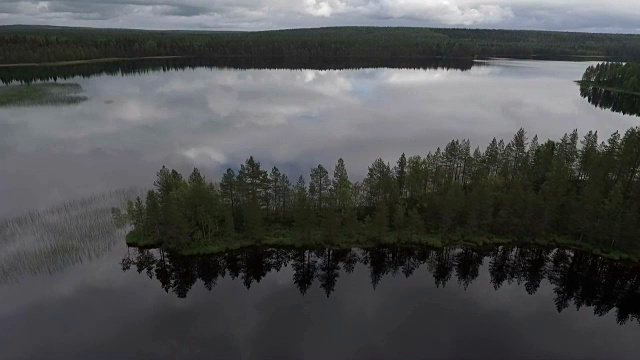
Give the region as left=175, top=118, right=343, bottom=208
left=117, top=127, right=640, bottom=262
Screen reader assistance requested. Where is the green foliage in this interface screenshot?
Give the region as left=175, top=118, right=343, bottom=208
left=126, top=127, right=640, bottom=257
left=0, top=83, right=87, bottom=107
left=333, top=158, right=352, bottom=212
left=309, top=164, right=331, bottom=210
left=581, top=62, right=640, bottom=92
left=110, top=207, right=127, bottom=229
left=579, top=62, right=640, bottom=116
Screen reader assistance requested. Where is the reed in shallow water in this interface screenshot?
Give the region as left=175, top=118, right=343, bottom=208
left=0, top=188, right=142, bottom=284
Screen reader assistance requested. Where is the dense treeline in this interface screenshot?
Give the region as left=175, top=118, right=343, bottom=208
left=581, top=62, right=640, bottom=93
left=0, top=57, right=476, bottom=85
left=3, top=26, right=640, bottom=64
left=122, top=126, right=640, bottom=257
left=579, top=62, right=640, bottom=116
left=122, top=246, right=640, bottom=325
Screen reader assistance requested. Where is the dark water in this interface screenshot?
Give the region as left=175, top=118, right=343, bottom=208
left=579, top=83, right=640, bottom=117
left=2, top=240, right=640, bottom=359
left=2, top=59, right=640, bottom=359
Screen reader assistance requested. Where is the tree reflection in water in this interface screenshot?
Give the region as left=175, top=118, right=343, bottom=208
left=579, top=83, right=640, bottom=117
left=121, top=245, right=640, bottom=325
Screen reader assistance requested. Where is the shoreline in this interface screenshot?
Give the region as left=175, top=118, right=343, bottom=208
left=0, top=55, right=187, bottom=68
left=125, top=232, right=640, bottom=264
left=0, top=54, right=610, bottom=69
left=575, top=80, right=640, bottom=96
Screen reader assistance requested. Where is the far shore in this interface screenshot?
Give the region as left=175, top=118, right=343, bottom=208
left=0, top=54, right=614, bottom=69
left=0, top=55, right=187, bottom=68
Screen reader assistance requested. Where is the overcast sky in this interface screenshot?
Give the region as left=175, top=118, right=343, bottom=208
left=0, top=0, right=638, bottom=33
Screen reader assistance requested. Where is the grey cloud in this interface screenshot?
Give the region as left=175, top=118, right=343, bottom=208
left=0, top=1, right=126, bottom=21
left=0, top=0, right=638, bottom=32
left=500, top=3, right=640, bottom=32
left=0, top=4, right=18, bottom=14
left=152, top=5, right=214, bottom=17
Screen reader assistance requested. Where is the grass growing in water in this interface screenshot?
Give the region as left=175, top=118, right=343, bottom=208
left=0, top=188, right=142, bottom=284
left=0, top=82, right=88, bottom=107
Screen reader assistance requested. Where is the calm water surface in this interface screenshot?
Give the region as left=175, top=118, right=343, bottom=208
left=1, top=59, right=640, bottom=359
left=1, top=60, right=637, bottom=217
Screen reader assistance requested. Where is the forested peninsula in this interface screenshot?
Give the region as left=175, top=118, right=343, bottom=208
left=579, top=62, right=640, bottom=117
left=3, top=26, right=640, bottom=65
left=580, top=62, right=640, bottom=95
left=117, top=127, right=640, bottom=262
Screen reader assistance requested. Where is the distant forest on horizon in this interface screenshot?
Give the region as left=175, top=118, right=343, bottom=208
left=2, top=25, right=640, bottom=64
left=0, top=56, right=478, bottom=85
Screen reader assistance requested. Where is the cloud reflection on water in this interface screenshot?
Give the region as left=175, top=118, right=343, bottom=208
left=0, top=61, right=636, bottom=217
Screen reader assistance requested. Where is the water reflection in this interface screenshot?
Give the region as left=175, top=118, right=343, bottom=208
left=0, top=189, right=139, bottom=284
left=3, top=59, right=640, bottom=359
left=2, top=60, right=637, bottom=220
left=121, top=246, right=640, bottom=325
left=579, top=83, right=640, bottom=116
left=0, top=57, right=477, bottom=85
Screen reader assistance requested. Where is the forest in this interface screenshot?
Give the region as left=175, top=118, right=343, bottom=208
left=118, top=126, right=640, bottom=261
left=581, top=62, right=640, bottom=94
left=121, top=246, right=640, bottom=326
left=579, top=62, right=640, bottom=116
left=0, top=56, right=476, bottom=85
left=3, top=25, right=640, bottom=65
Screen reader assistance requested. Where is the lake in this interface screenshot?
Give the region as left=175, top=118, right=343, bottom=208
left=1, top=58, right=639, bottom=359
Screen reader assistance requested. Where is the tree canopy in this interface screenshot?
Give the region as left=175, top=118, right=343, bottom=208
left=121, top=126, right=640, bottom=259
left=581, top=62, right=640, bottom=93
left=579, top=62, right=640, bottom=116
left=3, top=26, right=640, bottom=65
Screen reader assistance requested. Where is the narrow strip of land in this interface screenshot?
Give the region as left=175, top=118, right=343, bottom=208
left=116, top=126, right=640, bottom=265
left=576, top=80, right=640, bottom=96
left=0, top=55, right=187, bottom=68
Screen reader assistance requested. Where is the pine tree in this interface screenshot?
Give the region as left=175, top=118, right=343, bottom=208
left=332, top=158, right=352, bottom=212
left=269, top=167, right=282, bottom=218
left=293, top=176, right=312, bottom=238
left=220, top=168, right=237, bottom=211
left=395, top=153, right=407, bottom=199
left=309, top=164, right=331, bottom=210
left=143, top=190, right=161, bottom=244
left=364, top=158, right=393, bottom=207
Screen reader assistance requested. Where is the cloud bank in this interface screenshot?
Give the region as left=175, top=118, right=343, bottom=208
left=0, top=0, right=638, bottom=33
